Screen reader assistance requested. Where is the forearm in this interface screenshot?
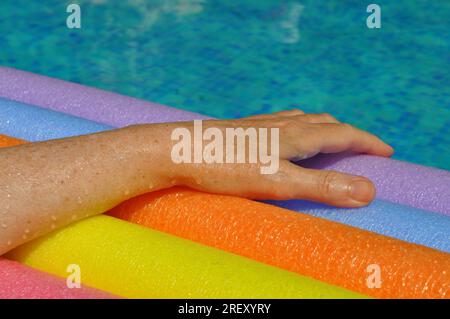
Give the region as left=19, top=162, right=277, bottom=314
left=0, top=124, right=175, bottom=254
left=0, top=111, right=393, bottom=255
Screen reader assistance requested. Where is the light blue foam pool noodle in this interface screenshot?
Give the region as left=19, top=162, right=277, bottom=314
left=0, top=97, right=110, bottom=141
left=0, top=96, right=449, bottom=253
left=264, top=199, right=450, bottom=253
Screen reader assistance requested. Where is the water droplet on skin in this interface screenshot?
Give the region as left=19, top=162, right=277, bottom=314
left=24, top=228, right=30, bottom=234
left=77, top=196, right=83, bottom=204
left=1, top=223, right=7, bottom=228
left=6, top=194, right=11, bottom=198
left=51, top=223, right=56, bottom=229
left=22, top=234, right=28, bottom=240
left=7, top=240, right=12, bottom=246
left=124, top=189, right=130, bottom=196
left=51, top=215, right=57, bottom=221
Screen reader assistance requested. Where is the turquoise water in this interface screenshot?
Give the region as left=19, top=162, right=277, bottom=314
left=1, top=0, right=449, bottom=169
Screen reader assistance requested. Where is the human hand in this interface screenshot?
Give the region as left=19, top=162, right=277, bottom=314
left=165, top=110, right=393, bottom=207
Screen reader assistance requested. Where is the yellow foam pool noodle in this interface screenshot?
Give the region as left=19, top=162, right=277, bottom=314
left=6, top=215, right=363, bottom=298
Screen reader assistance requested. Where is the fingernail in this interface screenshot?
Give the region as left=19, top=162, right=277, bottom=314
left=349, top=180, right=374, bottom=203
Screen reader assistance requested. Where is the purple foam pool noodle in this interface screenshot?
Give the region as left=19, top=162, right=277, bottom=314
left=300, top=153, right=450, bottom=217
left=0, top=67, right=210, bottom=126
left=0, top=66, right=449, bottom=215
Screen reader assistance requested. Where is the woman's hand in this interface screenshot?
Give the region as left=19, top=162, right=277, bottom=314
left=0, top=110, right=393, bottom=254
left=163, top=110, right=393, bottom=207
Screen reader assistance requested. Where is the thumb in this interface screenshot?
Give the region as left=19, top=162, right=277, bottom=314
left=277, top=162, right=376, bottom=207
left=181, top=161, right=376, bottom=207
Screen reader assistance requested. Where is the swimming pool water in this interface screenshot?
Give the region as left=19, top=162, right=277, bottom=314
left=1, top=0, right=449, bottom=170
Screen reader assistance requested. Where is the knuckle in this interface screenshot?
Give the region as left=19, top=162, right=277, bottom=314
left=277, top=118, right=296, bottom=129
left=279, top=109, right=303, bottom=117
left=341, top=123, right=355, bottom=132
left=272, top=188, right=293, bottom=200
left=321, top=113, right=335, bottom=121
left=316, top=171, right=340, bottom=197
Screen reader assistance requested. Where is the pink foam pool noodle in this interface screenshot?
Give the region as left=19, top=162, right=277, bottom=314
left=0, top=258, right=116, bottom=299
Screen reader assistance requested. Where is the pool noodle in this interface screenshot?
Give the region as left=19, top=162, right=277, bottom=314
left=0, top=66, right=210, bottom=126
left=106, top=188, right=450, bottom=299
left=0, top=67, right=449, bottom=216
left=5, top=215, right=361, bottom=299
left=0, top=134, right=24, bottom=147
left=1, top=100, right=449, bottom=253
left=0, top=97, right=111, bottom=141
left=300, top=153, right=450, bottom=217
left=1, top=136, right=448, bottom=298
left=0, top=136, right=359, bottom=299
left=264, top=199, right=450, bottom=253
left=0, top=257, right=116, bottom=299
left=0, top=137, right=116, bottom=300
left=0, top=135, right=120, bottom=299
